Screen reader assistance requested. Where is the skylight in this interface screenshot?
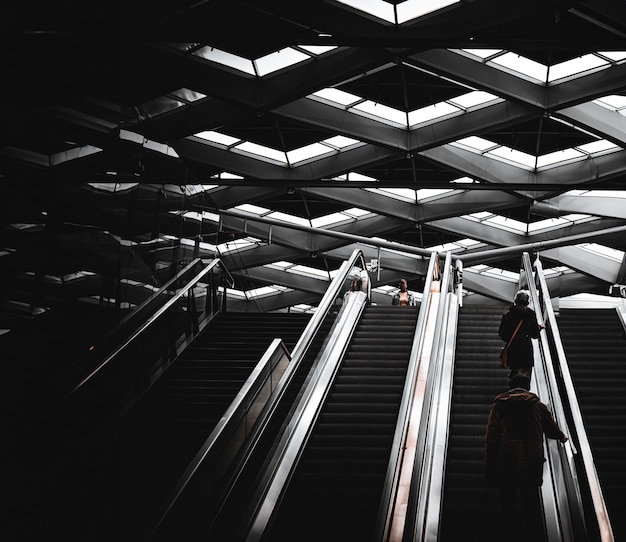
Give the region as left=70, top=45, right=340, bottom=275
left=454, top=49, right=626, bottom=84
left=193, top=130, right=362, bottom=167
left=191, top=44, right=337, bottom=77
left=336, top=0, right=460, bottom=25
left=311, top=88, right=501, bottom=129
left=452, top=132, right=621, bottom=172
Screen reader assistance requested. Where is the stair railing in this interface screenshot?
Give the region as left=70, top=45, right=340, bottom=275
left=530, top=254, right=614, bottom=542
left=67, top=257, right=234, bottom=398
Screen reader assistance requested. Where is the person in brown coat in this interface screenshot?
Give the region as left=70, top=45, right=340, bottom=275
left=485, top=374, right=568, bottom=540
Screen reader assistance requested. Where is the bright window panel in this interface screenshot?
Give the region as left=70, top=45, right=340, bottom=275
left=536, top=148, right=584, bottom=168
left=449, top=90, right=499, bottom=108
left=267, top=212, right=311, bottom=227
left=453, top=136, right=497, bottom=152
left=247, top=285, right=287, bottom=299
left=235, top=203, right=271, bottom=215
left=324, top=135, right=360, bottom=149
left=486, top=214, right=527, bottom=233
left=344, top=207, right=370, bottom=217
left=353, top=100, right=407, bottom=125
left=255, top=47, right=310, bottom=76
left=312, top=88, right=361, bottom=106
left=337, top=0, right=395, bottom=23
left=490, top=52, right=548, bottom=82
left=234, top=142, right=287, bottom=163
left=579, top=243, right=624, bottom=261
left=397, top=0, right=460, bottom=23
left=287, top=142, right=334, bottom=164
left=599, top=51, right=626, bottom=62
left=299, top=45, right=337, bottom=55
left=548, top=54, right=607, bottom=82
left=195, top=131, right=240, bottom=146
left=312, top=212, right=351, bottom=228
left=460, top=49, right=503, bottom=59
left=195, top=46, right=255, bottom=75
left=577, top=140, right=619, bottom=154
left=594, top=95, right=626, bottom=111
left=487, top=146, right=535, bottom=169
left=417, top=188, right=455, bottom=200
left=289, top=265, right=330, bottom=278
left=408, top=101, right=460, bottom=125
left=375, top=188, right=416, bottom=201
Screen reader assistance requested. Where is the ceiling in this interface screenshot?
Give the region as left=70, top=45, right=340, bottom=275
left=2, top=0, right=626, bottom=332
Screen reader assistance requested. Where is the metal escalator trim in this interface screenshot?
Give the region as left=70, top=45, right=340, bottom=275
left=520, top=253, right=576, bottom=541
left=421, top=262, right=462, bottom=542
left=244, top=290, right=368, bottom=542
left=290, top=248, right=368, bottom=363
left=534, top=256, right=615, bottom=542
left=146, top=337, right=292, bottom=540
left=406, top=251, right=457, bottom=542
left=374, top=252, right=440, bottom=541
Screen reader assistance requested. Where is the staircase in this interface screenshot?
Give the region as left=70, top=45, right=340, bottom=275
left=557, top=308, right=626, bottom=542
left=77, top=311, right=310, bottom=542
left=263, top=304, right=420, bottom=542
left=439, top=305, right=509, bottom=542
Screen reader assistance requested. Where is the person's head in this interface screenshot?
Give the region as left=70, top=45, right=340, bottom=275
left=509, top=373, right=531, bottom=390
left=514, top=289, right=530, bottom=307
left=399, top=278, right=408, bottom=291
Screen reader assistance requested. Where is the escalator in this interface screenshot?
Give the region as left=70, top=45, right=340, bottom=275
left=439, top=304, right=509, bottom=542
left=74, top=311, right=311, bottom=542
left=557, top=308, right=626, bottom=542
left=262, top=304, right=420, bottom=542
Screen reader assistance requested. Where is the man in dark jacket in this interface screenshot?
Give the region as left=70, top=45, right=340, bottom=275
left=498, top=289, right=545, bottom=378
left=485, top=374, right=568, bottom=540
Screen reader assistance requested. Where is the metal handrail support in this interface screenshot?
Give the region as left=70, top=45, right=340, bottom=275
left=533, top=255, right=615, bottom=542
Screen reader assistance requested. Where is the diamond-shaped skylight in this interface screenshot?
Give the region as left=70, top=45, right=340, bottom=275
left=336, top=0, right=461, bottom=25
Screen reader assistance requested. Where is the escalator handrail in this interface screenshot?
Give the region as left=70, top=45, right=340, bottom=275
left=289, top=248, right=369, bottom=362
left=375, top=251, right=441, bottom=541
left=533, top=255, right=615, bottom=542
left=244, top=289, right=369, bottom=542
left=405, top=250, right=456, bottom=542
left=145, top=338, right=293, bottom=541
left=418, top=255, right=462, bottom=542
left=69, top=257, right=233, bottom=395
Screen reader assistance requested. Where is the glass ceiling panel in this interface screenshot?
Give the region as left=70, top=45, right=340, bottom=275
left=548, top=54, right=608, bottom=82
left=337, top=0, right=460, bottom=24
left=453, top=49, right=626, bottom=85
left=594, top=95, right=626, bottom=114
left=397, top=0, right=460, bottom=23
left=195, top=46, right=256, bottom=75
left=255, top=48, right=310, bottom=77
